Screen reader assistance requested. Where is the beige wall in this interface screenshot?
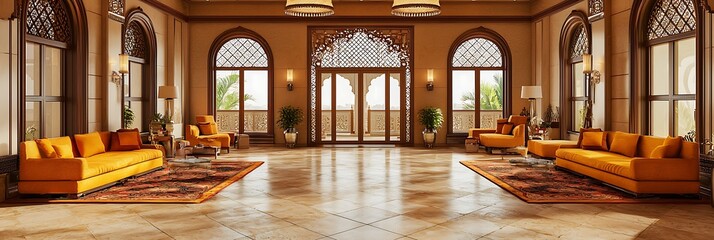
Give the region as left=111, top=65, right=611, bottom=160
left=0, top=18, right=19, bottom=155
left=187, top=12, right=533, bottom=146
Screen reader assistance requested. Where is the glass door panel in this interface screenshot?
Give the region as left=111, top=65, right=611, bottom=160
left=320, top=73, right=332, bottom=141
left=336, top=73, right=359, bottom=141
left=451, top=70, right=476, bottom=132
left=479, top=70, right=504, bottom=129
left=363, top=73, right=386, bottom=142
left=389, top=73, right=401, bottom=142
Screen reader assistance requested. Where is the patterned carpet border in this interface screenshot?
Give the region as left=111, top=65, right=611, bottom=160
left=5, top=161, right=263, bottom=204
left=460, top=160, right=708, bottom=204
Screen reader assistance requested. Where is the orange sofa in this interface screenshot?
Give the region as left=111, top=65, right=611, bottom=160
left=19, top=132, right=164, bottom=196
left=555, top=132, right=700, bottom=195
left=470, top=115, right=528, bottom=152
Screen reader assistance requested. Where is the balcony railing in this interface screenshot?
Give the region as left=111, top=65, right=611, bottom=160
left=452, top=110, right=503, bottom=133
left=216, top=110, right=269, bottom=133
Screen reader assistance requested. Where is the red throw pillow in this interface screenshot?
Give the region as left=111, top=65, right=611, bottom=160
left=110, top=129, right=142, bottom=151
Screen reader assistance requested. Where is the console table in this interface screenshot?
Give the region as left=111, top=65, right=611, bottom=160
left=701, top=154, right=714, bottom=197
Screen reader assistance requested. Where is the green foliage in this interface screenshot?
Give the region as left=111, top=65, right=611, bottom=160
left=123, top=106, right=135, bottom=129
left=418, top=107, right=444, bottom=131
left=216, top=73, right=258, bottom=110
left=277, top=106, right=304, bottom=130
left=460, top=73, right=503, bottom=110
left=216, top=74, right=240, bottom=110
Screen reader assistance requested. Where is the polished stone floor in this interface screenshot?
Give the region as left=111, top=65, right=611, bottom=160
left=2, top=146, right=714, bottom=239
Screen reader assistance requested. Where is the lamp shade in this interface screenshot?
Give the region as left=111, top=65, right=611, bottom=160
left=158, top=86, right=178, bottom=99
left=285, top=0, right=334, bottom=17
left=521, top=86, right=542, bottom=99
left=119, top=53, right=129, bottom=74
left=0, top=0, right=13, bottom=20
left=392, top=0, right=441, bottom=17
left=582, top=53, right=592, bottom=73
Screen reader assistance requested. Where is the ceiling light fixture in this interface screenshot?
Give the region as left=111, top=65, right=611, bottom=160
left=285, top=0, right=334, bottom=17
left=392, top=0, right=441, bottom=17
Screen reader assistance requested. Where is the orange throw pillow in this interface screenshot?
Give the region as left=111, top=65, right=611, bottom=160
left=501, top=123, right=515, bottom=135
left=110, top=130, right=142, bottom=151
left=74, top=132, right=106, bottom=158
left=52, top=144, right=75, bottom=159
left=609, top=132, right=640, bottom=157
left=577, top=128, right=603, bottom=148
left=34, top=139, right=57, bottom=158
left=650, top=136, right=683, bottom=158
left=581, top=131, right=608, bottom=151
left=197, top=122, right=218, bottom=135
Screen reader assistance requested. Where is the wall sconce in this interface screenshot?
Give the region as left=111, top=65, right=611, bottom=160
left=287, top=69, right=294, bottom=91
left=111, top=71, right=122, bottom=86
left=582, top=54, right=601, bottom=85
left=426, top=69, right=434, bottom=91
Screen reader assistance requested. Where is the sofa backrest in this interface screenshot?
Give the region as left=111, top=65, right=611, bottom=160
left=634, top=134, right=699, bottom=159
left=20, top=131, right=113, bottom=161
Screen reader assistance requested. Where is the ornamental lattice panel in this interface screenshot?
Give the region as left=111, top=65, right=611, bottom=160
left=108, top=0, right=124, bottom=19
left=309, top=27, right=412, bottom=143
left=647, top=0, right=696, bottom=40
left=570, top=25, right=589, bottom=59
left=452, top=38, right=503, bottom=68
left=216, top=38, right=269, bottom=68
left=589, top=0, right=603, bottom=17
left=26, top=0, right=72, bottom=43
left=124, top=22, right=146, bottom=59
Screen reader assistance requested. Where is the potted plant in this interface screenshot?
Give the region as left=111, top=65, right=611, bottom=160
left=150, top=113, right=164, bottom=135
left=418, top=107, right=443, bottom=148
left=277, top=106, right=303, bottom=148
left=123, top=106, right=135, bottom=129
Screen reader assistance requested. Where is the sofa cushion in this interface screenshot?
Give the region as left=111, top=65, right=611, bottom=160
left=35, top=139, right=57, bottom=158
left=52, top=144, right=75, bottom=159
left=110, top=130, right=142, bottom=151
left=581, top=131, right=608, bottom=151
left=650, top=136, right=683, bottom=158
left=84, top=149, right=163, bottom=178
left=609, top=132, right=640, bottom=157
left=556, top=148, right=634, bottom=178
left=198, top=122, right=218, bottom=135
left=501, top=123, right=514, bottom=135
left=577, top=128, right=602, bottom=147
left=22, top=149, right=164, bottom=181
left=75, top=132, right=106, bottom=158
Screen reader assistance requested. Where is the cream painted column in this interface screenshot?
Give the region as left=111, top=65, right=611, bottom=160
left=591, top=18, right=607, bottom=129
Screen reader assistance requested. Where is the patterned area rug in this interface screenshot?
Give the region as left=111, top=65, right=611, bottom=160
left=10, top=161, right=263, bottom=204
left=460, top=159, right=707, bottom=204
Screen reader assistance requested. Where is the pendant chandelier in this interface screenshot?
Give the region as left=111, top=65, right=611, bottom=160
left=285, top=0, right=334, bottom=17
left=391, top=0, right=441, bottom=17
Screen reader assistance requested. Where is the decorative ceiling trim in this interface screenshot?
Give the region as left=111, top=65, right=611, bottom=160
left=188, top=15, right=531, bottom=23
left=140, top=0, right=188, bottom=21
left=109, top=0, right=125, bottom=22
left=588, top=0, right=604, bottom=22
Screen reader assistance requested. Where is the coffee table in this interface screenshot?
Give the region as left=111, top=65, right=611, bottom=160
left=508, top=157, right=555, bottom=170
left=187, top=146, right=220, bottom=159
left=167, top=157, right=212, bottom=177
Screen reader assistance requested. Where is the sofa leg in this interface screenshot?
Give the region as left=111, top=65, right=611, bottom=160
left=67, top=194, right=80, bottom=199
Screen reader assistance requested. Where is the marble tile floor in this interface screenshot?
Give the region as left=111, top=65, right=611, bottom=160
left=2, top=147, right=714, bottom=239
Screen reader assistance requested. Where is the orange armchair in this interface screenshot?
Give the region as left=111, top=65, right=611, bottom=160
left=186, top=115, right=235, bottom=152
left=473, top=115, right=528, bottom=151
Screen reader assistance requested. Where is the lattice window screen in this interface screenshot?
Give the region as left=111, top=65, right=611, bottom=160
left=570, top=25, right=589, bottom=59
left=451, top=38, right=502, bottom=68
left=647, top=0, right=696, bottom=40
left=124, top=22, right=147, bottom=59
left=319, top=32, right=402, bottom=68
left=26, top=0, right=72, bottom=43
left=216, top=38, right=269, bottom=68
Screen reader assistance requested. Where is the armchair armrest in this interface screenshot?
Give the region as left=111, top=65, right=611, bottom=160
left=20, top=158, right=87, bottom=180
left=469, top=128, right=497, bottom=138
left=629, top=158, right=699, bottom=181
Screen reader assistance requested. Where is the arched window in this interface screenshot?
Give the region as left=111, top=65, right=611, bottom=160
left=123, top=9, right=157, bottom=132
left=634, top=0, right=697, bottom=137
left=209, top=27, right=273, bottom=139
left=448, top=27, right=511, bottom=135
left=22, top=0, right=87, bottom=140
left=559, top=11, right=591, bottom=136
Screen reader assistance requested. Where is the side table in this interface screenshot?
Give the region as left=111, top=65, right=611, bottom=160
left=152, top=135, right=175, bottom=158
left=700, top=154, right=713, bottom=197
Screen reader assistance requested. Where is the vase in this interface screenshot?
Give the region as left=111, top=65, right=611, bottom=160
left=423, top=129, right=437, bottom=149
left=284, top=128, right=298, bottom=148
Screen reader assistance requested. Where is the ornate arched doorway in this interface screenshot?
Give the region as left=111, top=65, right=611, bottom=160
left=308, top=27, right=414, bottom=145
